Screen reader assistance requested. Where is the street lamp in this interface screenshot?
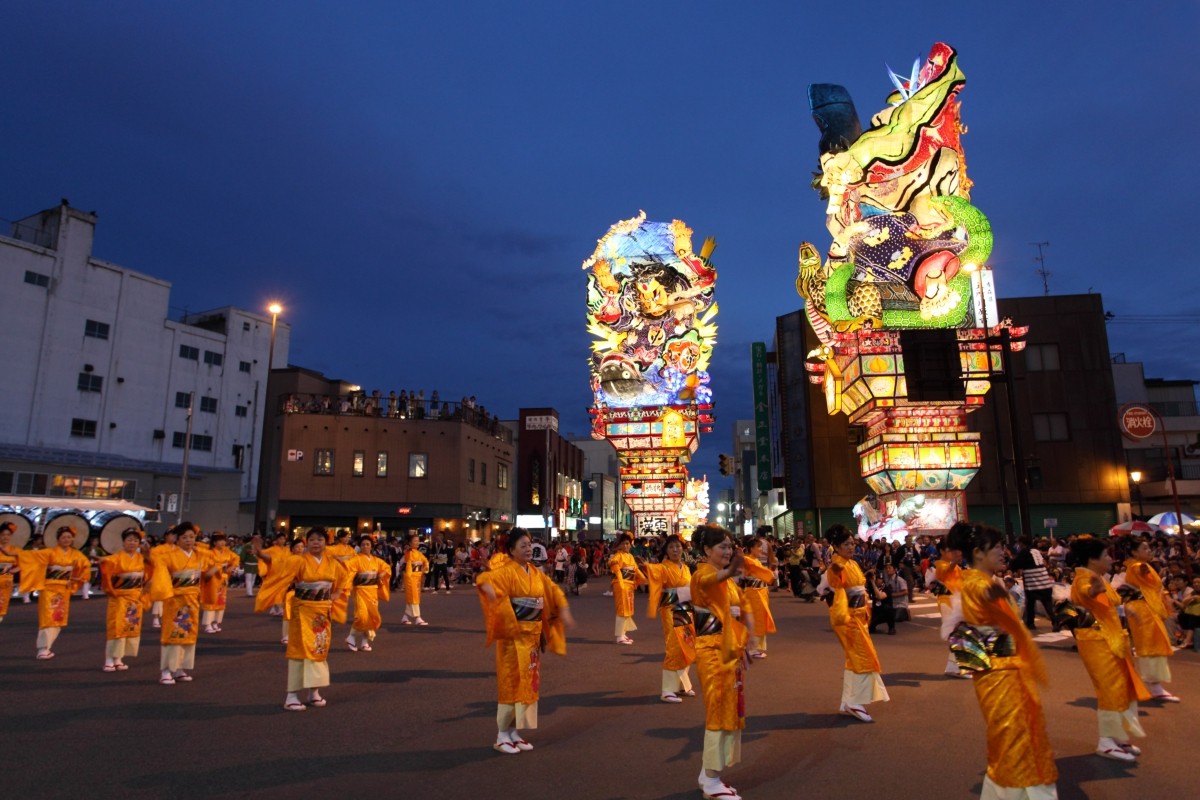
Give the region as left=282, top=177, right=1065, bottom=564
left=1130, top=470, right=1144, bottom=518
left=255, top=302, right=284, bottom=535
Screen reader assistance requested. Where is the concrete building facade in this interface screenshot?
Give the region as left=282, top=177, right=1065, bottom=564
left=0, top=201, right=287, bottom=536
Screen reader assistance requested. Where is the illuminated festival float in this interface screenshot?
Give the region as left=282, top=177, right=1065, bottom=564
left=584, top=212, right=716, bottom=536
left=797, top=42, right=1026, bottom=538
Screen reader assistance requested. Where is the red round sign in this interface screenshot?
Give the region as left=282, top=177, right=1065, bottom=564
left=1119, top=405, right=1157, bottom=441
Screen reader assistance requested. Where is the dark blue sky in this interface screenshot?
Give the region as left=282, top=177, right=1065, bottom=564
left=4, top=3, right=1198, bottom=492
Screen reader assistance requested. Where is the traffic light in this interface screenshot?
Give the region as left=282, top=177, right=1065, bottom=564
left=719, top=454, right=733, bottom=476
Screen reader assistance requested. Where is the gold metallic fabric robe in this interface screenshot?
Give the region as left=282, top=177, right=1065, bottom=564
left=608, top=552, right=646, bottom=618
left=100, top=551, right=147, bottom=641
left=476, top=561, right=568, bottom=705
left=403, top=550, right=430, bottom=605
left=740, top=557, right=777, bottom=636
left=346, top=553, right=392, bottom=632
left=1070, top=568, right=1151, bottom=710
left=257, top=553, right=352, bottom=662
left=646, top=561, right=696, bottom=671
left=0, top=544, right=18, bottom=617
left=960, top=569, right=1057, bottom=789
left=150, top=547, right=213, bottom=647
left=827, top=555, right=881, bottom=674
left=200, top=548, right=240, bottom=611
left=1122, top=559, right=1173, bottom=658
left=691, top=563, right=746, bottom=732
left=19, top=547, right=91, bottom=629
left=935, top=559, right=962, bottom=610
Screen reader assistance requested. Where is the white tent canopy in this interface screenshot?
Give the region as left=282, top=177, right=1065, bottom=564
left=0, top=495, right=155, bottom=514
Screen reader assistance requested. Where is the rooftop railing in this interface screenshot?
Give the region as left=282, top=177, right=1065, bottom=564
left=281, top=393, right=513, bottom=444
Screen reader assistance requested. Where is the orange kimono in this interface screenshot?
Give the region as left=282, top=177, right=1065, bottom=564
left=1071, top=568, right=1150, bottom=736
left=347, top=553, right=391, bottom=634
left=476, top=560, right=568, bottom=729
left=740, top=556, right=777, bottom=641
left=691, top=561, right=746, bottom=772
left=646, top=561, right=696, bottom=672
left=960, top=568, right=1057, bottom=791
left=100, top=551, right=147, bottom=642
left=200, top=548, right=240, bottom=611
left=827, top=555, right=882, bottom=674
left=1122, top=559, right=1174, bottom=664
left=18, top=546, right=90, bottom=629
left=403, top=550, right=430, bottom=607
left=257, top=553, right=352, bottom=662
left=0, top=544, right=18, bottom=618
left=149, top=547, right=212, bottom=648
left=608, top=552, right=646, bottom=618
left=934, top=559, right=963, bottom=611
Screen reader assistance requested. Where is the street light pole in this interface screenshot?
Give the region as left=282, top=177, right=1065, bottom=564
left=255, top=303, right=283, bottom=535
left=1130, top=470, right=1144, bottom=518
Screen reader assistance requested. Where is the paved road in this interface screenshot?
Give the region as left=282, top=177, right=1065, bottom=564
left=2, top=582, right=1196, bottom=799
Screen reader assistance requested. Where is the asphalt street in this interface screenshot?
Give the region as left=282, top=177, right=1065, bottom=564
left=2, top=580, right=1196, bottom=799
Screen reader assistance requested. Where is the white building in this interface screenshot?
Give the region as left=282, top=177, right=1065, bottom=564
left=0, top=201, right=289, bottom=535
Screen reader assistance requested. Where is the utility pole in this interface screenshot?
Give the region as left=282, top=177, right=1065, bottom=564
left=1031, top=241, right=1051, bottom=295
left=178, top=392, right=194, bottom=525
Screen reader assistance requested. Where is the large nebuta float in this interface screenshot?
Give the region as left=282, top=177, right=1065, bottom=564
left=798, top=43, right=1026, bottom=536
left=584, top=212, right=717, bottom=535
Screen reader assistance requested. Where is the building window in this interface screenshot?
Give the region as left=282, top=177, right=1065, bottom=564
left=1032, top=413, right=1070, bottom=442
left=497, top=463, right=509, bottom=490
left=203, top=350, right=223, bottom=367
left=174, top=392, right=191, bottom=408
left=239, top=361, right=252, bottom=373
left=1025, top=344, right=1060, bottom=372
left=70, top=418, right=97, bottom=438
left=468, top=458, right=475, bottom=482
left=24, top=270, right=50, bottom=287
left=77, top=373, right=103, bottom=392
left=179, top=344, right=199, bottom=361
left=480, top=462, right=487, bottom=486
left=315, top=449, right=334, bottom=476
left=376, top=451, right=388, bottom=478
left=242, top=321, right=251, bottom=332
left=171, top=432, right=213, bottom=451
left=84, top=320, right=111, bottom=340
left=235, top=405, right=248, bottom=417
left=353, top=450, right=365, bottom=477
left=409, top=453, right=428, bottom=478
left=199, top=396, right=218, bottom=413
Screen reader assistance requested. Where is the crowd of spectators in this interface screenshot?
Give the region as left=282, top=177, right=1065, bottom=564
left=281, top=390, right=508, bottom=439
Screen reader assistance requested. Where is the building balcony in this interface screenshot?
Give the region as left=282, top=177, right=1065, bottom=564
left=280, top=393, right=513, bottom=444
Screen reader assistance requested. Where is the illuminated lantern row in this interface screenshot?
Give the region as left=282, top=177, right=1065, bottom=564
left=798, top=43, right=1026, bottom=535
left=584, top=213, right=718, bottom=533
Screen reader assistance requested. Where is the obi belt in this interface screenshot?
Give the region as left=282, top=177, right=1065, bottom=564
left=171, top=569, right=201, bottom=588
left=294, top=581, right=333, bottom=601
left=47, top=565, right=75, bottom=581
left=511, top=596, right=544, bottom=622
left=620, top=567, right=636, bottom=582
left=663, top=587, right=694, bottom=628
left=847, top=586, right=867, bottom=609
left=741, top=577, right=769, bottom=589
left=693, top=605, right=723, bottom=637
left=111, top=572, right=145, bottom=590
left=0, top=562, right=15, bottom=576
left=353, top=571, right=379, bottom=586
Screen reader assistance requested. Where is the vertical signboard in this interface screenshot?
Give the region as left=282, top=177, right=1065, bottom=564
left=751, top=343, right=772, bottom=491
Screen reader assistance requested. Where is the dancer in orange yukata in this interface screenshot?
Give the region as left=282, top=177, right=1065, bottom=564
left=739, top=534, right=776, bottom=658
left=401, top=534, right=430, bottom=625
left=933, top=536, right=972, bottom=678
left=147, top=528, right=177, bottom=629
left=608, top=533, right=646, bottom=644
left=18, top=525, right=91, bottom=659
left=99, top=528, right=148, bottom=672
left=690, top=524, right=757, bottom=800
left=947, top=522, right=1058, bottom=800
left=200, top=532, right=240, bottom=633
left=344, top=535, right=391, bottom=652
left=149, top=522, right=218, bottom=684
left=821, top=524, right=889, bottom=722
left=476, top=528, right=573, bottom=754
left=0, top=522, right=18, bottom=623
left=256, top=527, right=351, bottom=710
left=645, top=534, right=696, bottom=703
left=1067, top=536, right=1151, bottom=762
left=1115, top=536, right=1180, bottom=702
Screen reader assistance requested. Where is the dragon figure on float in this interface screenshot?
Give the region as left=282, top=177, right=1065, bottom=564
left=798, top=42, right=1025, bottom=537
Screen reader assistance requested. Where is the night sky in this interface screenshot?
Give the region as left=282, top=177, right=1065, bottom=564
left=4, top=3, right=1197, bottom=492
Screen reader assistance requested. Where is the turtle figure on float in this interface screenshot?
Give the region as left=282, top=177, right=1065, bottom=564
left=798, top=42, right=993, bottom=336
